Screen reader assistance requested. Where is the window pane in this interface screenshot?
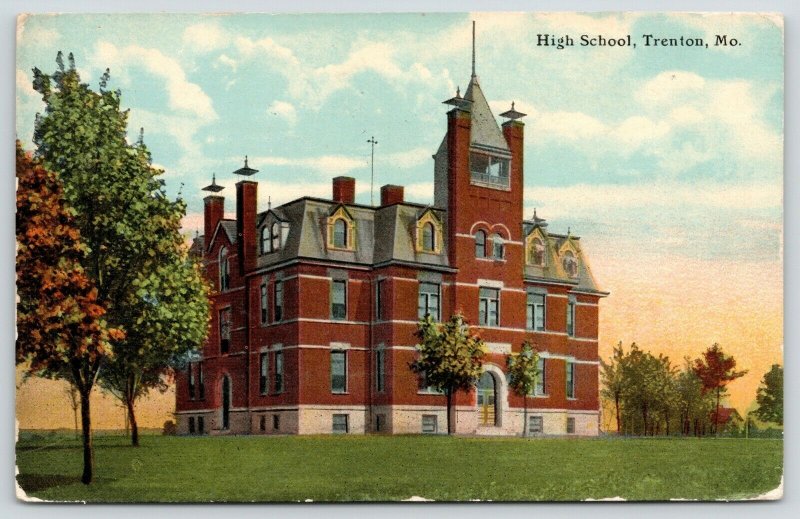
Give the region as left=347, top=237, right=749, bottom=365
left=422, top=415, right=437, bottom=434
left=470, top=153, right=489, bottom=175
left=535, top=358, right=546, bottom=395
left=332, top=280, right=347, bottom=320
left=332, top=414, right=349, bottom=433
left=274, top=281, right=283, bottom=321
left=331, top=351, right=346, bottom=393
left=475, top=231, right=486, bottom=257
left=333, top=219, right=347, bottom=248
left=259, top=353, right=269, bottom=394
left=274, top=351, right=283, bottom=393
left=376, top=350, right=385, bottom=392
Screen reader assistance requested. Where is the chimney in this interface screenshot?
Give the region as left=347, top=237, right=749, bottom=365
left=236, top=180, right=258, bottom=273
left=332, top=176, right=356, bottom=204
left=380, top=184, right=404, bottom=206
left=204, top=195, right=224, bottom=251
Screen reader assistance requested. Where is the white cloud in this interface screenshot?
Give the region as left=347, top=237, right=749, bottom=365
left=92, top=41, right=217, bottom=121
left=16, top=69, right=37, bottom=97
left=182, top=23, right=229, bottom=53
left=637, top=71, right=706, bottom=105
left=266, top=100, right=297, bottom=126
left=247, top=154, right=366, bottom=176
left=18, top=22, right=60, bottom=47
left=216, top=54, right=237, bottom=71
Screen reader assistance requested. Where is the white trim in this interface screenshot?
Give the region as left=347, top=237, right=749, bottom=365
left=477, top=279, right=504, bottom=289
left=485, top=342, right=511, bottom=354
left=330, top=342, right=351, bottom=350
left=575, top=302, right=598, bottom=307
left=571, top=337, right=598, bottom=343
left=546, top=293, right=569, bottom=299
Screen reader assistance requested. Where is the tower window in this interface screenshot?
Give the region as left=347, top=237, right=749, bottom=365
left=531, top=237, right=546, bottom=266
left=470, top=152, right=510, bottom=189
left=492, top=234, right=505, bottom=259
left=271, top=222, right=280, bottom=252
left=219, top=246, right=230, bottom=291
left=563, top=250, right=579, bottom=278
left=475, top=230, right=487, bottom=258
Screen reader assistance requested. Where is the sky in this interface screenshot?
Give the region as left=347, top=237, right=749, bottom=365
left=15, top=12, right=783, bottom=428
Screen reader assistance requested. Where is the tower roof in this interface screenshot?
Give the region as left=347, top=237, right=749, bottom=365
left=464, top=76, right=510, bottom=153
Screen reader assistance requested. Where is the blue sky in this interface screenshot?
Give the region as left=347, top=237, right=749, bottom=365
left=15, top=11, right=784, bottom=411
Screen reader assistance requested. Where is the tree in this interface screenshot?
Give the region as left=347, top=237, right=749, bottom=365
left=754, top=364, right=783, bottom=426
left=16, top=142, right=123, bottom=484
left=65, top=384, right=80, bottom=439
left=31, top=54, right=210, bottom=446
left=600, top=342, right=626, bottom=434
left=674, top=359, right=715, bottom=436
left=410, top=313, right=486, bottom=434
left=692, top=343, right=747, bottom=435
left=506, top=341, right=540, bottom=437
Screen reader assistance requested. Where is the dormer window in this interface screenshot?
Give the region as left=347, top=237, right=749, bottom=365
left=470, top=152, right=510, bottom=189
left=475, top=230, right=487, bottom=258
left=260, top=227, right=269, bottom=254
left=529, top=236, right=546, bottom=266
left=270, top=222, right=280, bottom=252
left=326, top=206, right=356, bottom=251
left=492, top=233, right=505, bottom=259
left=415, top=210, right=443, bottom=254
left=219, top=246, right=230, bottom=291
left=333, top=219, right=347, bottom=248
left=563, top=250, right=579, bottom=278
left=422, top=222, right=435, bottom=251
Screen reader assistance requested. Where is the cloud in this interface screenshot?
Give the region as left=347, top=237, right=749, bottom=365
left=92, top=41, right=217, bottom=121
left=16, top=69, right=37, bottom=97
left=18, top=22, right=60, bottom=47
left=216, top=54, right=237, bottom=71
left=182, top=22, right=229, bottom=53
left=247, top=154, right=366, bottom=176
left=267, top=100, right=297, bottom=126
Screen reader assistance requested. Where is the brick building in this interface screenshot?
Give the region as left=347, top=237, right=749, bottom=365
left=175, top=49, right=608, bottom=436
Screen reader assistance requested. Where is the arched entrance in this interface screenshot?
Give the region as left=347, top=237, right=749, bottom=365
left=477, top=371, right=497, bottom=426
left=221, top=376, right=231, bottom=430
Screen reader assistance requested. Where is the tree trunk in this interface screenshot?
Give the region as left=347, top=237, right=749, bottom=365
left=614, top=393, right=621, bottom=435
left=714, top=387, right=721, bottom=437
left=73, top=405, right=79, bottom=440
left=126, top=395, right=139, bottom=447
left=642, top=404, right=648, bottom=436
left=446, top=387, right=453, bottom=435
left=522, top=395, right=528, bottom=437
left=79, top=389, right=93, bottom=485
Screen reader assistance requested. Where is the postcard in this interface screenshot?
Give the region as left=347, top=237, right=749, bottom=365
left=15, top=11, right=783, bottom=502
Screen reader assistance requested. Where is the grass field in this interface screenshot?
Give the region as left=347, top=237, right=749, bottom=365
left=16, top=432, right=783, bottom=502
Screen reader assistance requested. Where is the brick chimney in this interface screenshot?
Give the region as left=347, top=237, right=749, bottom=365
left=380, top=185, right=404, bottom=206
left=332, top=176, right=356, bottom=204
left=204, top=195, right=224, bottom=251
left=236, top=180, right=258, bottom=273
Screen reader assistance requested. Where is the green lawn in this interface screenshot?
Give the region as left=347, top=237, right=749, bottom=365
left=16, top=432, right=783, bottom=502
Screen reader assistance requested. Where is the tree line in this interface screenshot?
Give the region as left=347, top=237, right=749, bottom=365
left=16, top=53, right=210, bottom=484
left=601, top=342, right=782, bottom=436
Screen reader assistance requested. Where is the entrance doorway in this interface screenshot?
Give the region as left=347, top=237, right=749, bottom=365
left=222, top=376, right=231, bottom=430
left=477, top=371, right=497, bottom=426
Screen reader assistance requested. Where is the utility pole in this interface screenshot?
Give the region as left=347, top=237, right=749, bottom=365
left=367, top=136, right=378, bottom=205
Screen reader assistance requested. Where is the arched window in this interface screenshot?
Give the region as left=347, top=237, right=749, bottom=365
left=219, top=247, right=230, bottom=291
left=422, top=222, right=435, bottom=252
left=532, top=237, right=545, bottom=266
left=333, top=218, right=347, bottom=248
left=475, top=230, right=487, bottom=258
left=260, top=227, right=269, bottom=254
left=492, top=233, right=505, bottom=259
left=563, top=250, right=578, bottom=278
left=270, top=222, right=280, bottom=252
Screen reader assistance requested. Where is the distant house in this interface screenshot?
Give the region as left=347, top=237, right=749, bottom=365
left=712, top=407, right=744, bottom=431
left=175, top=29, right=608, bottom=437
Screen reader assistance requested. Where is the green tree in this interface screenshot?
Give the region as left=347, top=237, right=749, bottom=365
left=16, top=142, right=123, bottom=484
left=32, top=53, right=210, bottom=446
left=410, top=313, right=486, bottom=434
left=618, top=344, right=675, bottom=436
left=692, top=343, right=747, bottom=436
left=600, top=341, right=626, bottom=434
left=506, top=341, right=541, bottom=437
left=674, top=359, right=715, bottom=436
left=754, top=364, right=783, bottom=426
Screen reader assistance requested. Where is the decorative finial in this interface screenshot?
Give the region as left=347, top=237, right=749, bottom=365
left=456, top=86, right=461, bottom=98
left=512, top=101, right=515, bottom=110
left=567, top=226, right=571, bottom=235
left=471, top=20, right=476, bottom=77
left=202, top=173, right=225, bottom=192
left=268, top=196, right=272, bottom=210
left=233, top=156, right=259, bottom=176
left=533, top=207, right=537, bottom=219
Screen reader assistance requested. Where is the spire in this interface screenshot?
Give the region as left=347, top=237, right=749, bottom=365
left=202, top=173, right=224, bottom=193
left=471, top=20, right=476, bottom=77
left=233, top=155, right=259, bottom=177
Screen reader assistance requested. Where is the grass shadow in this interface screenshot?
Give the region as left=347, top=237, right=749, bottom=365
left=17, top=474, right=82, bottom=493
